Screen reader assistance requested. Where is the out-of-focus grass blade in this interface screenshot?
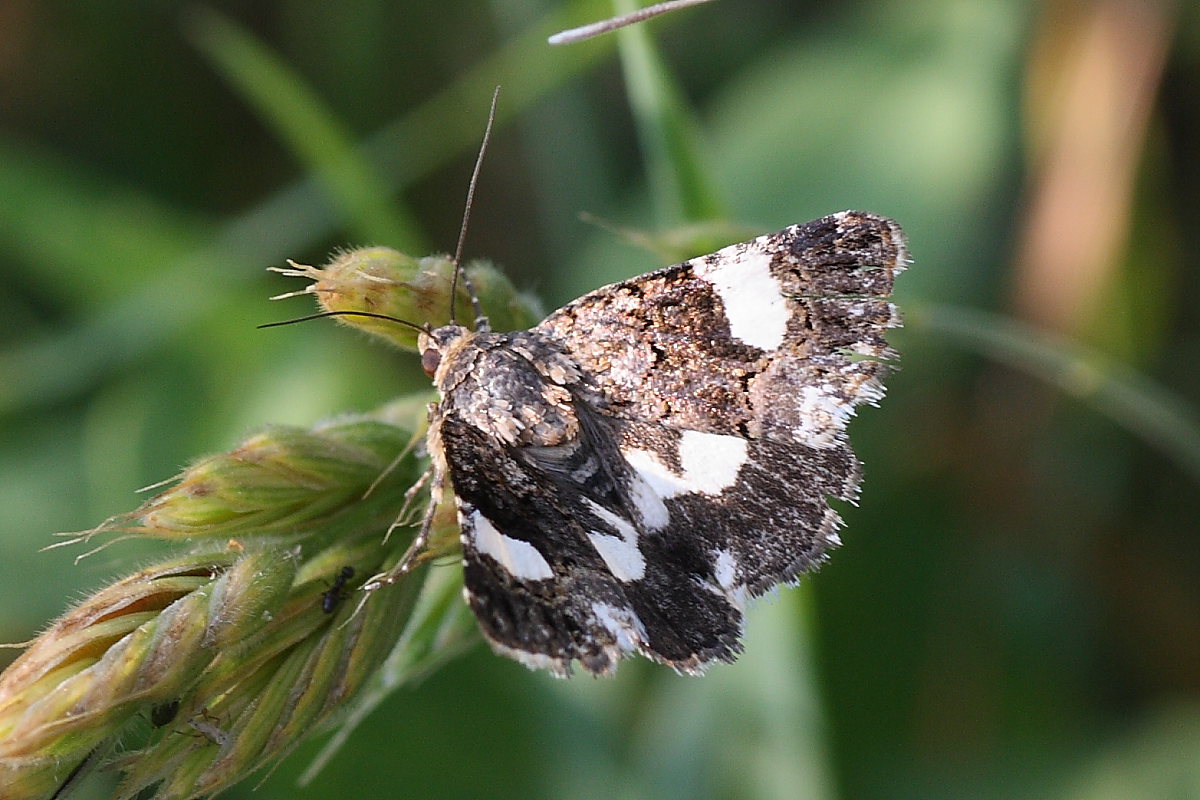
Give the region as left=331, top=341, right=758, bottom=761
left=0, top=140, right=207, bottom=310
left=614, top=0, right=723, bottom=225
left=640, top=593, right=835, bottom=800
left=543, top=592, right=835, bottom=800
left=361, top=0, right=613, bottom=183
left=0, top=0, right=615, bottom=415
left=1059, top=705, right=1200, bottom=800
left=187, top=8, right=424, bottom=251
left=913, top=302, right=1200, bottom=483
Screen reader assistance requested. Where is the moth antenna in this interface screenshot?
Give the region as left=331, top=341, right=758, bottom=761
left=257, top=310, right=426, bottom=334
left=450, top=86, right=499, bottom=333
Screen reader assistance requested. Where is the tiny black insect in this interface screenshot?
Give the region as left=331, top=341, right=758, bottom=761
left=321, top=566, right=355, bottom=614
left=150, top=698, right=180, bottom=728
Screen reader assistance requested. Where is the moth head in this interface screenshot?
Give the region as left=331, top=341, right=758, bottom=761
left=418, top=324, right=472, bottom=380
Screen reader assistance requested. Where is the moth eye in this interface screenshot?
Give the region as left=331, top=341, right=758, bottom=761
left=421, top=348, right=441, bottom=377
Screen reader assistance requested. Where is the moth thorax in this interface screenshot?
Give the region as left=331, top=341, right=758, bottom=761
left=454, top=343, right=582, bottom=448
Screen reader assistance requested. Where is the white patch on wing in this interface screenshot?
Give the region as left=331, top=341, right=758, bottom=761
left=711, top=548, right=747, bottom=609
left=792, top=384, right=854, bottom=448
left=713, top=549, right=738, bottom=590
left=623, top=447, right=687, bottom=500
left=625, top=430, right=748, bottom=500
left=629, top=477, right=669, bottom=530
left=488, top=641, right=571, bottom=678
left=583, top=499, right=645, bottom=581
left=621, top=431, right=748, bottom=531
left=693, top=248, right=788, bottom=351
left=591, top=602, right=646, bottom=653
left=467, top=511, right=554, bottom=581
left=677, top=430, right=748, bottom=492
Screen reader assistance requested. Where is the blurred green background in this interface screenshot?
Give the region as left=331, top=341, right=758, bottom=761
left=3, top=0, right=1200, bottom=798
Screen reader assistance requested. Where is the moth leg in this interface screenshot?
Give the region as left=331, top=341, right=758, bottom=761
left=393, top=467, right=433, bottom=530
left=364, top=465, right=445, bottom=590
left=373, top=466, right=434, bottom=552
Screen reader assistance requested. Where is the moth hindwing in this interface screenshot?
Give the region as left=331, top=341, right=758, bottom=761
left=411, top=210, right=907, bottom=677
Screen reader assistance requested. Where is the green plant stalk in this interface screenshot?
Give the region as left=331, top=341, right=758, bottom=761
left=83, top=416, right=421, bottom=544
left=0, top=416, right=442, bottom=799
left=0, top=550, right=292, bottom=798
left=911, top=301, right=1200, bottom=483
left=299, top=561, right=478, bottom=785
left=116, top=552, right=424, bottom=800
left=0, top=245, right=545, bottom=797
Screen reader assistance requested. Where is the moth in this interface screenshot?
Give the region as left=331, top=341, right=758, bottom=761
left=367, top=210, right=908, bottom=677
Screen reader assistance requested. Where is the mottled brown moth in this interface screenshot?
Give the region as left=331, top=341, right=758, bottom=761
left=366, top=211, right=908, bottom=676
